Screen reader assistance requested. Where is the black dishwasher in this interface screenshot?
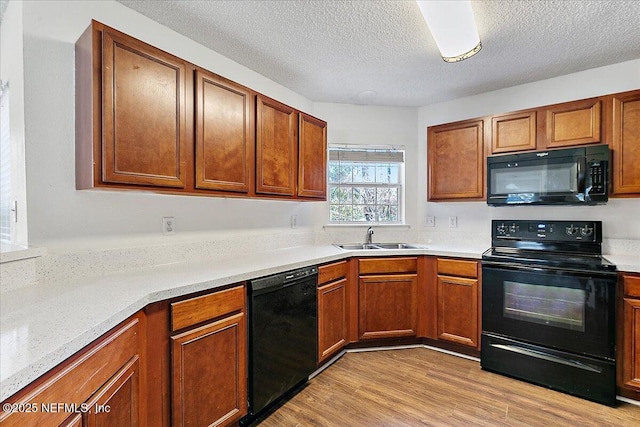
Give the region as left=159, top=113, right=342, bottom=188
left=243, top=265, right=318, bottom=425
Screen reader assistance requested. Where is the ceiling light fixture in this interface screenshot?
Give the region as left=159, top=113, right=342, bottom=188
left=416, top=0, right=482, bottom=63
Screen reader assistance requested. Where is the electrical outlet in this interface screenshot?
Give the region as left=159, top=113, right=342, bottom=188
left=163, top=217, right=175, bottom=235
left=291, top=215, right=298, bottom=229
left=426, top=216, right=435, bottom=227
left=448, top=216, right=457, bottom=228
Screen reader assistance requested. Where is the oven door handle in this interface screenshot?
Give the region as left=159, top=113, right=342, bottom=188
left=481, top=261, right=617, bottom=278
left=490, top=343, right=602, bottom=373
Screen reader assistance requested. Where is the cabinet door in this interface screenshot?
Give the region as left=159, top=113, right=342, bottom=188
left=101, top=28, right=187, bottom=188
left=545, top=98, right=601, bottom=148
left=427, top=119, right=484, bottom=200
left=491, top=110, right=537, bottom=154
left=172, top=312, right=247, bottom=427
left=437, top=275, right=478, bottom=348
left=318, top=278, right=348, bottom=363
left=84, top=357, right=140, bottom=427
left=298, top=113, right=327, bottom=198
left=256, top=95, right=297, bottom=196
left=195, top=71, right=253, bottom=193
left=359, top=274, right=418, bottom=340
left=610, top=90, right=640, bottom=195
left=622, top=297, right=640, bottom=390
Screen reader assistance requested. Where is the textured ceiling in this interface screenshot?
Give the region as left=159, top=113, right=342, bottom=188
left=116, top=0, right=640, bottom=107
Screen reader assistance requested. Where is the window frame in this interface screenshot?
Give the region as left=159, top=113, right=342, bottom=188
left=327, top=145, right=405, bottom=225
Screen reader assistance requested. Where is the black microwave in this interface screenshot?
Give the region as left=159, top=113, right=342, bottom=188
left=487, top=144, right=609, bottom=206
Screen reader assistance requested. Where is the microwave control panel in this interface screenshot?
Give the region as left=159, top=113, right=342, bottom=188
left=588, top=161, right=607, bottom=195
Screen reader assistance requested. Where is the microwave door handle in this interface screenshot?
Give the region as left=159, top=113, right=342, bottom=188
left=577, top=157, right=587, bottom=193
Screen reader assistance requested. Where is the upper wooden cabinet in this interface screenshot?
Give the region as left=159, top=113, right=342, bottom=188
left=76, top=21, right=327, bottom=201
left=255, top=95, right=298, bottom=196
left=298, top=113, right=328, bottom=198
left=195, top=70, right=253, bottom=193
left=491, top=110, right=537, bottom=154
left=607, top=89, right=640, bottom=195
left=544, top=98, right=601, bottom=148
left=427, top=119, right=485, bottom=200
left=76, top=22, right=188, bottom=189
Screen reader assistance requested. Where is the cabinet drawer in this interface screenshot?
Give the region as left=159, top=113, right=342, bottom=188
left=437, top=258, right=478, bottom=278
left=623, top=274, right=640, bottom=298
left=318, top=261, right=348, bottom=285
left=171, top=285, right=245, bottom=332
left=359, top=257, right=417, bottom=275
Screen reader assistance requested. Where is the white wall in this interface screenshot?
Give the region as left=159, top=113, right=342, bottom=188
left=418, top=60, right=640, bottom=242
left=21, top=0, right=326, bottom=250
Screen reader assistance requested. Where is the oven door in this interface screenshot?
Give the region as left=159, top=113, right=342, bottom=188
left=482, top=263, right=616, bottom=359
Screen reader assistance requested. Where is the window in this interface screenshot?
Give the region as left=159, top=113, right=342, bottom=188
left=328, top=146, right=404, bottom=224
left=0, top=81, right=10, bottom=243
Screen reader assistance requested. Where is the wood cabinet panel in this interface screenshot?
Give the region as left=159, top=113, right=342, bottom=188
left=298, top=113, right=327, bottom=198
left=545, top=99, right=601, bottom=148
left=491, top=110, right=537, bottom=154
left=610, top=90, right=640, bottom=195
left=358, top=274, right=418, bottom=340
left=358, top=257, right=417, bottom=275
left=436, top=258, right=478, bottom=279
left=437, top=275, right=479, bottom=348
left=318, top=260, right=348, bottom=285
left=256, top=95, right=298, bottom=196
left=621, top=296, right=640, bottom=391
left=623, top=274, right=640, bottom=298
left=195, top=70, right=253, bottom=193
left=318, top=278, right=348, bottom=362
left=171, top=285, right=245, bottom=332
left=427, top=119, right=484, bottom=200
left=171, top=312, right=247, bottom=427
left=60, top=414, right=83, bottom=427
left=101, top=28, right=187, bottom=188
left=0, top=315, right=142, bottom=427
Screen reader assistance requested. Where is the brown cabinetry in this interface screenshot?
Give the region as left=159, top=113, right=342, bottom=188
left=619, top=273, right=640, bottom=397
left=170, top=285, right=247, bottom=427
left=544, top=98, right=601, bottom=148
left=435, top=258, right=480, bottom=349
left=428, top=119, right=485, bottom=201
left=317, top=261, right=349, bottom=363
left=358, top=257, right=418, bottom=340
left=607, top=89, right=640, bottom=195
left=195, top=70, right=253, bottom=193
left=0, top=314, right=144, bottom=427
left=491, top=110, right=537, bottom=154
left=298, top=113, right=328, bottom=198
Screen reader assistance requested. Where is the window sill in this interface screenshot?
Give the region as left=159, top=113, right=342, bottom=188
left=323, top=223, right=411, bottom=230
left=0, top=244, right=46, bottom=264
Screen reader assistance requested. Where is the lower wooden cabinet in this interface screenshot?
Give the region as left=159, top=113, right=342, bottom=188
left=170, top=285, right=247, bottom=427
left=435, top=258, right=480, bottom=349
left=619, top=273, right=640, bottom=396
left=358, top=257, right=418, bottom=340
left=0, top=314, right=143, bottom=427
left=317, top=261, right=349, bottom=363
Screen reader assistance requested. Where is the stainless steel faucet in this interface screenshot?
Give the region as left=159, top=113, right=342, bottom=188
left=366, top=227, right=374, bottom=244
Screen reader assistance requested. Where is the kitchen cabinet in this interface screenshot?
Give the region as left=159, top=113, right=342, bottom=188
left=435, top=258, right=480, bottom=349
left=544, top=98, right=601, bottom=149
left=255, top=95, right=298, bottom=196
left=358, top=257, right=418, bottom=340
left=76, top=21, right=188, bottom=190
left=317, top=261, right=349, bottom=363
left=607, top=89, right=640, bottom=196
left=195, top=69, right=254, bottom=193
left=0, top=313, right=144, bottom=427
left=298, top=113, right=328, bottom=199
left=491, top=110, right=537, bottom=154
left=427, top=119, right=485, bottom=200
left=619, top=273, right=640, bottom=397
left=170, top=285, right=247, bottom=427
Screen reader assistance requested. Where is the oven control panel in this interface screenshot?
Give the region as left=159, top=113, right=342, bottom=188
left=493, top=220, right=602, bottom=243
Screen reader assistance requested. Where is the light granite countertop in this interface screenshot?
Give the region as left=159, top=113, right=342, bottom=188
left=2, top=243, right=638, bottom=401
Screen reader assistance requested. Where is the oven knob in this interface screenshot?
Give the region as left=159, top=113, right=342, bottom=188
left=565, top=225, right=578, bottom=236
left=580, top=226, right=594, bottom=237
left=497, top=223, right=507, bottom=234
left=509, top=224, right=519, bottom=233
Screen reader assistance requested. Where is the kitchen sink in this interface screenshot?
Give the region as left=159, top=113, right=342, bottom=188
left=335, top=243, right=425, bottom=250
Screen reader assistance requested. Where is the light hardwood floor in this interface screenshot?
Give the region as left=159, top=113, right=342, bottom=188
left=259, top=347, right=640, bottom=426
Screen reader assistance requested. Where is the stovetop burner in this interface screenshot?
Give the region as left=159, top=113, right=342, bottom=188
left=483, top=220, right=617, bottom=274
